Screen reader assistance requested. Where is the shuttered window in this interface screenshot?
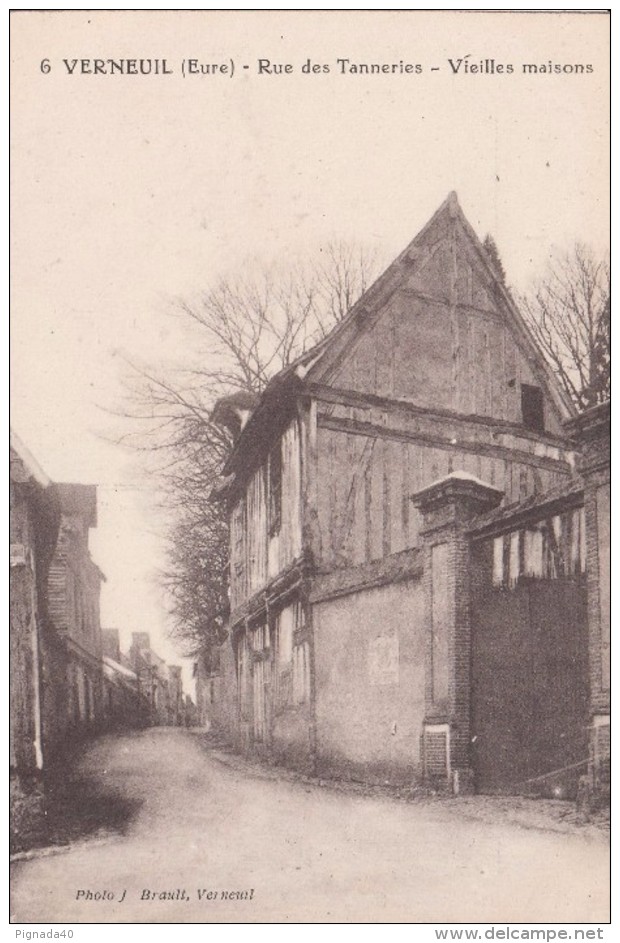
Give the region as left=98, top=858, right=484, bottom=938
left=521, top=384, right=545, bottom=433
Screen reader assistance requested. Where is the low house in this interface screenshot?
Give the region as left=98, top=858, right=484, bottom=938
left=127, top=632, right=188, bottom=726
left=210, top=193, right=608, bottom=796
left=101, top=628, right=160, bottom=728
left=102, top=656, right=150, bottom=731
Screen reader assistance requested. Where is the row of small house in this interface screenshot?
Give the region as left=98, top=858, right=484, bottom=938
left=10, top=432, right=195, bottom=845
left=103, top=628, right=197, bottom=730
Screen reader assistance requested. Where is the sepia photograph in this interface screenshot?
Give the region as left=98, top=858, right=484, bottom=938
left=9, top=8, right=610, bottom=927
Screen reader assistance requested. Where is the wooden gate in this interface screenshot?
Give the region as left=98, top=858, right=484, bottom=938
left=471, top=579, right=588, bottom=796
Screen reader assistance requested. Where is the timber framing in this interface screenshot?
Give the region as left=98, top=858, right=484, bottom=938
left=317, top=413, right=573, bottom=476
left=306, top=382, right=572, bottom=449
left=205, top=194, right=611, bottom=798
left=468, top=479, right=584, bottom=540
left=229, top=552, right=312, bottom=632
left=304, top=192, right=573, bottom=427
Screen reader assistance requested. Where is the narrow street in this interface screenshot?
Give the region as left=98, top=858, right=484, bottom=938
left=11, top=728, right=609, bottom=924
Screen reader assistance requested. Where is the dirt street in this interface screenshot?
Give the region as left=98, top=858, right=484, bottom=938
left=11, top=728, right=609, bottom=923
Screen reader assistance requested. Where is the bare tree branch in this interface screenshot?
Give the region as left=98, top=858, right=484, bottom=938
left=110, top=244, right=381, bottom=660
left=520, top=243, right=610, bottom=412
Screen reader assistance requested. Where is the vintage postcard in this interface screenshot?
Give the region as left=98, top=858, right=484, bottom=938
left=10, top=8, right=610, bottom=929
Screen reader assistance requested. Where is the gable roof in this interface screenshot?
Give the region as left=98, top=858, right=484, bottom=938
left=223, top=193, right=575, bottom=476
left=302, top=192, right=573, bottom=418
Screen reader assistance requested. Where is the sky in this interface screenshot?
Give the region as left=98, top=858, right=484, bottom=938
left=10, top=10, right=610, bottom=688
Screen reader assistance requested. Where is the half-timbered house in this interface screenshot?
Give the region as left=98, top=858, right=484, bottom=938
left=211, top=194, right=608, bottom=796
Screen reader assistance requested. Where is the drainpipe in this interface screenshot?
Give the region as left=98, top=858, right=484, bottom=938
left=30, top=550, right=44, bottom=771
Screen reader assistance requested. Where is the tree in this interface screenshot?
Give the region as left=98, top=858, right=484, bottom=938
left=116, top=241, right=380, bottom=659
left=521, top=244, right=610, bottom=412
left=483, top=233, right=507, bottom=286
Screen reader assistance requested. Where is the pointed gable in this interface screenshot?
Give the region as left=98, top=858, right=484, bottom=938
left=306, top=193, right=572, bottom=434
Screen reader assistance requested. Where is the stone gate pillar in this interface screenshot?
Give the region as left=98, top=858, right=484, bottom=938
left=411, top=472, right=503, bottom=795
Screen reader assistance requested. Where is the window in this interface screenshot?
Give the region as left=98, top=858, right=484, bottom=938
left=268, top=442, right=282, bottom=535
left=521, top=384, right=545, bottom=433
left=250, top=622, right=270, bottom=652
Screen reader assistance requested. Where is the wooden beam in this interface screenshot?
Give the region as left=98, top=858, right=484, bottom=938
left=317, top=413, right=572, bottom=476
left=307, top=382, right=571, bottom=449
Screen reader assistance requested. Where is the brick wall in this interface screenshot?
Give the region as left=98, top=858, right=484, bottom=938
left=413, top=474, right=503, bottom=792
left=567, top=402, right=610, bottom=797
